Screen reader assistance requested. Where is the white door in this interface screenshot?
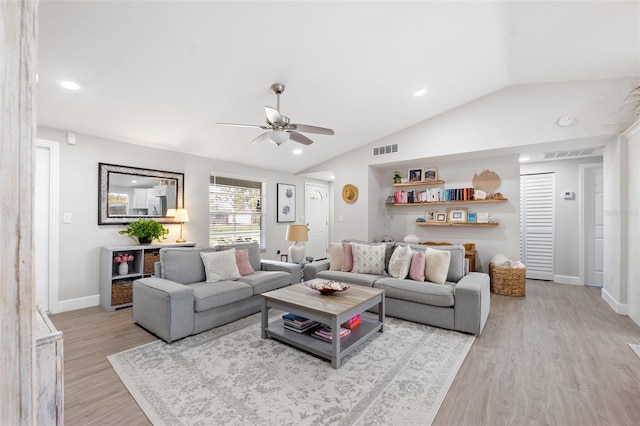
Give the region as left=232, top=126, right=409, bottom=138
left=305, top=183, right=329, bottom=261
left=35, top=140, right=60, bottom=312
left=520, top=173, right=555, bottom=280
left=583, top=164, right=604, bottom=286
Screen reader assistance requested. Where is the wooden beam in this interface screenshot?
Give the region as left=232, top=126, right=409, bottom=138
left=0, top=0, right=38, bottom=423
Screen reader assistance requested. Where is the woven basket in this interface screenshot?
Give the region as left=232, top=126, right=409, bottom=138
left=111, top=280, right=133, bottom=306
left=143, top=250, right=160, bottom=274
left=489, top=263, right=526, bottom=297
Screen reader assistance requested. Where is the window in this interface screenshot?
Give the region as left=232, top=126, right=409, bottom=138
left=209, top=176, right=265, bottom=249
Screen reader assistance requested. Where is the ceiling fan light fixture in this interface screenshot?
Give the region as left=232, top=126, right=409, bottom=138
left=267, top=130, right=290, bottom=145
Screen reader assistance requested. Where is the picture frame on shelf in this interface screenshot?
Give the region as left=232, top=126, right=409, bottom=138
left=277, top=183, right=296, bottom=223
left=408, top=168, right=422, bottom=182
left=435, top=212, right=447, bottom=223
left=425, top=210, right=436, bottom=222
left=468, top=213, right=477, bottom=223
left=447, top=207, right=468, bottom=223
left=423, top=167, right=438, bottom=182
left=477, top=212, right=489, bottom=223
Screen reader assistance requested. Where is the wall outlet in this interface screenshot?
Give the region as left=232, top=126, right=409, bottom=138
left=63, top=213, right=72, bottom=224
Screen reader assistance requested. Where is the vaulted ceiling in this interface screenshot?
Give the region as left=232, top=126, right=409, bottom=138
left=37, top=1, right=639, bottom=175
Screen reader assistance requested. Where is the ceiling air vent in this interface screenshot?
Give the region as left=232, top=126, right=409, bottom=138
left=373, top=144, right=399, bottom=157
left=542, top=147, right=601, bottom=160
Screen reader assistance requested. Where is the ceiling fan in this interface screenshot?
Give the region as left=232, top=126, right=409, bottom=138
left=217, top=83, right=334, bottom=146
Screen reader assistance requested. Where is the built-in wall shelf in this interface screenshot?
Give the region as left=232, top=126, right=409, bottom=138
left=392, top=198, right=508, bottom=206
left=392, top=180, right=444, bottom=187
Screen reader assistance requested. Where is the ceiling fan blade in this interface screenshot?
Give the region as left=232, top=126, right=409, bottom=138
left=288, top=131, right=314, bottom=145
left=265, top=107, right=286, bottom=125
left=217, top=122, right=269, bottom=129
left=249, top=133, right=270, bottom=144
left=290, top=123, right=334, bottom=135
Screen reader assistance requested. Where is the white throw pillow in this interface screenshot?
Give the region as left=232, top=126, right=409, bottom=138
left=200, top=249, right=241, bottom=283
left=329, top=242, right=343, bottom=271
left=388, top=245, right=412, bottom=279
left=424, top=247, right=451, bottom=284
left=351, top=242, right=386, bottom=275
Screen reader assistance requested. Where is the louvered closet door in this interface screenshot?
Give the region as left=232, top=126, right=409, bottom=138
left=520, top=173, right=555, bottom=280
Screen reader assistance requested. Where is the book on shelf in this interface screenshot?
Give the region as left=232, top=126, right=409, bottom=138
left=282, top=313, right=319, bottom=333
left=342, top=314, right=361, bottom=329
left=312, top=326, right=351, bottom=342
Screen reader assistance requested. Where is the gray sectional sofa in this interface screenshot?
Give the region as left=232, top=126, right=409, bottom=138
left=304, top=242, right=490, bottom=335
left=132, top=243, right=300, bottom=342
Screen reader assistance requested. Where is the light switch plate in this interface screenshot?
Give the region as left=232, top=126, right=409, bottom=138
left=63, top=213, right=72, bottom=223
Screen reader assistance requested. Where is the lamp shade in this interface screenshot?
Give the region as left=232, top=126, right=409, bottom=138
left=166, top=208, right=177, bottom=217
left=267, top=130, right=290, bottom=145
left=174, top=208, right=189, bottom=223
left=285, top=224, right=308, bottom=242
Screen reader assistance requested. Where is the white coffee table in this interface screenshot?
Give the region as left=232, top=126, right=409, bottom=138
left=261, top=279, right=385, bottom=369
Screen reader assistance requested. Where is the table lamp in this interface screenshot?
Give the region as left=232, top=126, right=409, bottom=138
left=285, top=224, right=308, bottom=263
left=174, top=208, right=189, bottom=243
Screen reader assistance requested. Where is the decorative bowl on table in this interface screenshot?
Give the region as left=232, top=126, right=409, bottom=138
left=305, top=280, right=349, bottom=295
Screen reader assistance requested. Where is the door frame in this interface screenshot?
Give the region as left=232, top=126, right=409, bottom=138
left=304, top=182, right=329, bottom=260
left=36, top=139, right=60, bottom=313
left=579, top=163, right=603, bottom=286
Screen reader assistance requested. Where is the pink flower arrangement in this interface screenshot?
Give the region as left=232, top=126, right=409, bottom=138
left=113, top=253, right=134, bottom=264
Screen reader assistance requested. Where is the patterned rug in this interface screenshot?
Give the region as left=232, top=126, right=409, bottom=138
left=108, top=312, right=474, bottom=425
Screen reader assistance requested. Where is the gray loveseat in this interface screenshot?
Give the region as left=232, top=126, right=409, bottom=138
left=133, top=243, right=300, bottom=342
left=304, top=242, right=490, bottom=335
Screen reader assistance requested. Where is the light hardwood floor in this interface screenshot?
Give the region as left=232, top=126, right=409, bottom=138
left=51, top=280, right=640, bottom=425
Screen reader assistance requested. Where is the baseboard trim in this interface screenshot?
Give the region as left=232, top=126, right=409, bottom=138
left=56, top=294, right=100, bottom=313
left=553, top=275, right=581, bottom=285
left=601, top=288, right=628, bottom=315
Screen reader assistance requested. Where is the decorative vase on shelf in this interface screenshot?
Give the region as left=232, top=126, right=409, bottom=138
left=118, top=262, right=129, bottom=275
left=404, top=234, right=420, bottom=244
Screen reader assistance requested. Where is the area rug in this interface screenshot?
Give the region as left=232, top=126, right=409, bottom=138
left=108, top=313, right=474, bottom=425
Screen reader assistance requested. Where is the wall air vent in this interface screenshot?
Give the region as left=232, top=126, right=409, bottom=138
left=542, top=147, right=600, bottom=160
left=372, top=144, right=399, bottom=156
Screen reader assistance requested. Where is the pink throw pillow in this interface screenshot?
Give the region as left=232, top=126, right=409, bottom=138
left=409, top=251, right=426, bottom=282
left=341, top=242, right=353, bottom=272
left=235, top=249, right=256, bottom=276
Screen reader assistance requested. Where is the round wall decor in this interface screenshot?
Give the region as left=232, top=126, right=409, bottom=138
left=342, top=184, right=358, bottom=203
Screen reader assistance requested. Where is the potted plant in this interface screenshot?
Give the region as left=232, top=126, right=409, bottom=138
left=393, top=171, right=402, bottom=184
left=119, top=218, right=169, bottom=244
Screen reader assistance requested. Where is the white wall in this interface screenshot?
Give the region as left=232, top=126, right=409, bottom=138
left=37, top=127, right=326, bottom=311
left=623, top=120, right=640, bottom=324
left=521, top=156, right=603, bottom=282
left=603, top=137, right=629, bottom=314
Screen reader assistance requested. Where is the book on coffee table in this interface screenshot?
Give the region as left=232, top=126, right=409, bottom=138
left=282, top=313, right=319, bottom=333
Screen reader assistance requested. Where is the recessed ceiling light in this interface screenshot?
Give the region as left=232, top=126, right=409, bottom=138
left=414, top=88, right=427, bottom=97
left=131, top=180, right=137, bottom=184
left=519, top=156, right=530, bottom=163
left=61, top=80, right=80, bottom=91
left=292, top=148, right=303, bottom=155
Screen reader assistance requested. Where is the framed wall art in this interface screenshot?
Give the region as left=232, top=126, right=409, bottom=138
left=435, top=212, right=447, bottom=223
left=277, top=183, right=296, bottom=222
left=468, top=213, right=477, bottom=223
left=477, top=212, right=489, bottom=223
left=423, top=167, right=438, bottom=182
left=408, top=168, right=422, bottom=182
left=425, top=210, right=436, bottom=222
left=447, top=207, right=468, bottom=223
